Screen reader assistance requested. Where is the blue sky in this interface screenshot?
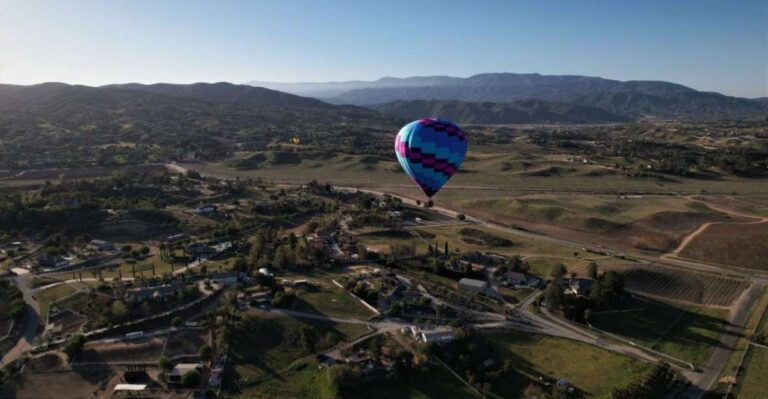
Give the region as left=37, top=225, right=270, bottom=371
left=0, top=0, right=765, bottom=97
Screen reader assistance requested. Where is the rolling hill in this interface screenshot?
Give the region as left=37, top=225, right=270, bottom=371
left=372, top=99, right=630, bottom=124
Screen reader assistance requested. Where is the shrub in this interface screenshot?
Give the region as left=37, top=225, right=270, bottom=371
left=181, top=370, right=201, bottom=387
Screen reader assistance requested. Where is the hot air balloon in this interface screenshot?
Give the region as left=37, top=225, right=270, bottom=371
left=394, top=118, right=467, bottom=206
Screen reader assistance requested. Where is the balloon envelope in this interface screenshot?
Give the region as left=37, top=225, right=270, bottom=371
left=394, top=118, right=468, bottom=198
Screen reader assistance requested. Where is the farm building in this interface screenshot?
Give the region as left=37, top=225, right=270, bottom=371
left=458, top=278, right=488, bottom=293
left=409, top=326, right=455, bottom=344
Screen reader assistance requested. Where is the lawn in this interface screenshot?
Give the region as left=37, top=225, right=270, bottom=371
left=484, top=331, right=652, bottom=398
left=292, top=286, right=376, bottom=320
left=590, top=298, right=729, bottom=366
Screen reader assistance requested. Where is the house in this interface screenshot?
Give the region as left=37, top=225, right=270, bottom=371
left=458, top=278, right=488, bottom=293
left=209, top=271, right=242, bottom=285
left=167, top=363, right=202, bottom=383
left=417, top=327, right=455, bottom=344
left=194, top=204, right=218, bottom=215
left=567, top=279, right=593, bottom=297
left=36, top=254, right=70, bottom=269
left=186, top=242, right=214, bottom=258
left=502, top=271, right=527, bottom=286
left=125, top=281, right=185, bottom=303
left=247, top=291, right=272, bottom=306
left=86, top=239, right=117, bottom=252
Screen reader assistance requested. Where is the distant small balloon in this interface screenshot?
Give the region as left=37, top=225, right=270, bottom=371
left=394, top=118, right=468, bottom=199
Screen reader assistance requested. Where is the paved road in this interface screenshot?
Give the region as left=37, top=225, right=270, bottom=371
left=677, top=278, right=768, bottom=399
left=1, top=272, right=40, bottom=366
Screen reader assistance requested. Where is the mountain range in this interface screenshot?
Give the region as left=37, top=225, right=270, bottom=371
left=247, top=73, right=767, bottom=121
left=372, top=99, right=630, bottom=124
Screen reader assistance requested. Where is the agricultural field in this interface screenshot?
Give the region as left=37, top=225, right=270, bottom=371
left=590, top=297, right=730, bottom=366
left=617, top=266, right=749, bottom=307
left=679, top=222, right=768, bottom=271
left=0, top=164, right=167, bottom=187
left=483, top=331, right=652, bottom=398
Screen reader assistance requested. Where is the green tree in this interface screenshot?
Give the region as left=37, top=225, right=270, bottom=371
left=198, top=344, right=213, bottom=361
left=181, top=370, right=201, bottom=387
left=544, top=279, right=565, bottom=311
left=550, top=263, right=567, bottom=279
left=327, top=364, right=361, bottom=391
left=111, top=300, right=127, bottom=318
left=63, top=334, right=87, bottom=361
left=172, top=316, right=184, bottom=328
left=587, top=262, right=599, bottom=280
left=158, top=355, right=172, bottom=371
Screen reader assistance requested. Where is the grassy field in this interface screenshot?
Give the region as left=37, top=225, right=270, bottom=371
left=292, top=285, right=376, bottom=320
left=484, top=331, right=652, bottom=398
left=352, top=222, right=638, bottom=280
left=200, top=148, right=768, bottom=195
left=411, top=224, right=632, bottom=277
left=590, top=298, right=729, bottom=366
left=35, top=283, right=77, bottom=320
left=679, top=222, right=768, bottom=271
left=228, top=313, right=370, bottom=387
left=233, top=358, right=480, bottom=399
left=731, top=287, right=768, bottom=398
left=737, top=347, right=768, bottom=399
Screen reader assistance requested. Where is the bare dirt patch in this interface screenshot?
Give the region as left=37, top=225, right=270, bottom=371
left=79, top=337, right=165, bottom=363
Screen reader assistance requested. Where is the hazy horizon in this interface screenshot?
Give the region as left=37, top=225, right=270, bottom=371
left=0, top=0, right=766, bottom=97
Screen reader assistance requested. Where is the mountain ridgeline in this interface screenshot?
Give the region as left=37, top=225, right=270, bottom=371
left=249, top=73, right=767, bottom=121
left=372, top=99, right=630, bottom=124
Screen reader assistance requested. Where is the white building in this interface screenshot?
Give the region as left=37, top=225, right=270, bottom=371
left=458, top=278, right=488, bottom=293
